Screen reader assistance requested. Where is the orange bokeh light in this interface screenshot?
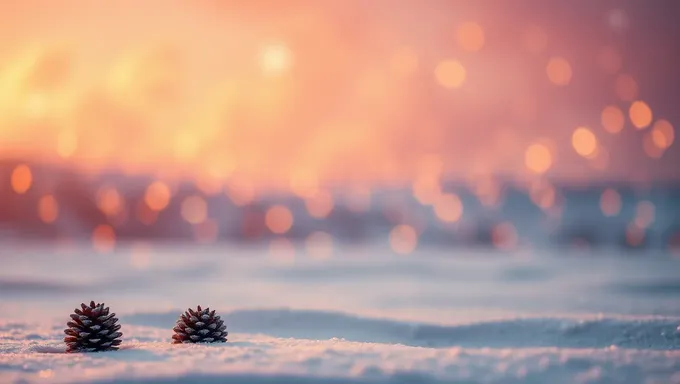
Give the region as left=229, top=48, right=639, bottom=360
left=11, top=164, right=32, bottom=194
left=524, top=143, right=553, bottom=174
left=389, top=224, right=418, bottom=255
left=390, top=46, right=419, bottom=77
left=96, top=186, right=123, bottom=217
left=265, top=205, right=294, bottom=234
left=92, top=224, right=116, bottom=253
left=433, top=193, right=463, bottom=223
left=643, top=131, right=664, bottom=159
left=37, top=195, right=59, bottom=223
left=601, top=105, right=625, bottom=134
left=650, top=119, right=675, bottom=149
left=180, top=195, right=208, bottom=224
left=456, top=22, right=485, bottom=52
left=546, top=57, right=572, bottom=86
left=435, top=59, right=466, bottom=88
left=600, top=188, right=622, bottom=217
left=144, top=181, right=172, bottom=211
left=629, top=101, right=653, bottom=129
left=572, top=127, right=598, bottom=158
left=305, top=190, right=334, bottom=219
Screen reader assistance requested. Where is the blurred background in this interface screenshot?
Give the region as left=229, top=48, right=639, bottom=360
left=1, top=0, right=680, bottom=258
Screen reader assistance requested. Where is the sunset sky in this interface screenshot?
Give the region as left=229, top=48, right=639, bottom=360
left=1, top=0, right=679, bottom=189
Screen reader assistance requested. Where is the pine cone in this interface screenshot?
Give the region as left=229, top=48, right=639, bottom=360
left=172, top=306, right=227, bottom=344
left=63, top=301, right=122, bottom=353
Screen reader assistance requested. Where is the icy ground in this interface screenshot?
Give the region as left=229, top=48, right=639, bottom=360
left=1, top=243, right=680, bottom=383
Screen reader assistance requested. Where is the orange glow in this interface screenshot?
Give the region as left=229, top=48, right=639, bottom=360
left=305, top=231, right=333, bottom=259
left=572, top=127, right=598, bottom=158
left=456, top=22, right=485, bottom=52
left=290, top=169, right=319, bottom=198
left=57, top=130, right=78, bottom=158
left=492, top=222, right=518, bottom=250
left=530, top=181, right=556, bottom=209
left=265, top=205, right=294, bottom=234
left=92, top=224, right=116, bottom=253
left=435, top=59, right=466, bottom=88
left=634, top=201, right=655, bottom=229
left=413, top=177, right=442, bottom=206
left=597, top=46, right=622, bottom=75
left=615, top=74, right=639, bottom=101
left=226, top=179, right=255, bottom=207
left=600, top=188, right=622, bottom=216
left=144, top=181, right=172, bottom=211
left=259, top=43, right=294, bottom=76
left=390, top=46, right=419, bottom=77
left=305, top=190, right=334, bottom=219
left=389, top=224, right=418, bottom=254
left=601, top=105, right=625, bottom=134
left=546, top=57, right=572, bottom=86
left=180, top=195, right=208, bottom=224
left=524, top=143, right=553, bottom=174
left=11, top=164, right=32, bottom=194
left=643, top=131, right=665, bottom=159
left=433, top=193, right=463, bottom=223
left=650, top=119, right=675, bottom=149
left=629, top=101, right=653, bottom=129
left=96, top=186, right=123, bottom=217
left=136, top=200, right=158, bottom=225
left=37, top=195, right=59, bottom=223
left=522, top=25, right=548, bottom=54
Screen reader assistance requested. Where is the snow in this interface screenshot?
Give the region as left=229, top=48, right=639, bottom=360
left=1, top=244, right=680, bottom=383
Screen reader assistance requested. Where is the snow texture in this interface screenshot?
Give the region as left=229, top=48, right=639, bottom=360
left=1, top=245, right=680, bottom=383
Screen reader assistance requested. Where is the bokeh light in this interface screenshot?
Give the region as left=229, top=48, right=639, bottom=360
left=434, top=59, right=466, bottom=89
left=265, top=205, right=294, bottom=235
left=600, top=188, right=622, bottom=217
left=433, top=193, right=463, bottom=223
left=37, top=195, right=58, bottom=223
left=546, top=57, right=572, bottom=86
left=629, top=101, right=653, bottom=129
left=180, top=195, right=208, bottom=225
left=389, top=225, right=418, bottom=255
left=145, top=181, right=172, bottom=212
left=572, top=127, right=598, bottom=158
left=601, top=105, right=625, bottom=134
left=456, top=22, right=485, bottom=52
left=10, top=164, right=32, bottom=194
left=525, top=143, right=553, bottom=174
left=92, top=224, right=116, bottom=253
left=650, top=119, right=675, bottom=149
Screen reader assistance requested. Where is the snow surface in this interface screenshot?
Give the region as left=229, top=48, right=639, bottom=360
left=1, top=243, right=680, bottom=383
